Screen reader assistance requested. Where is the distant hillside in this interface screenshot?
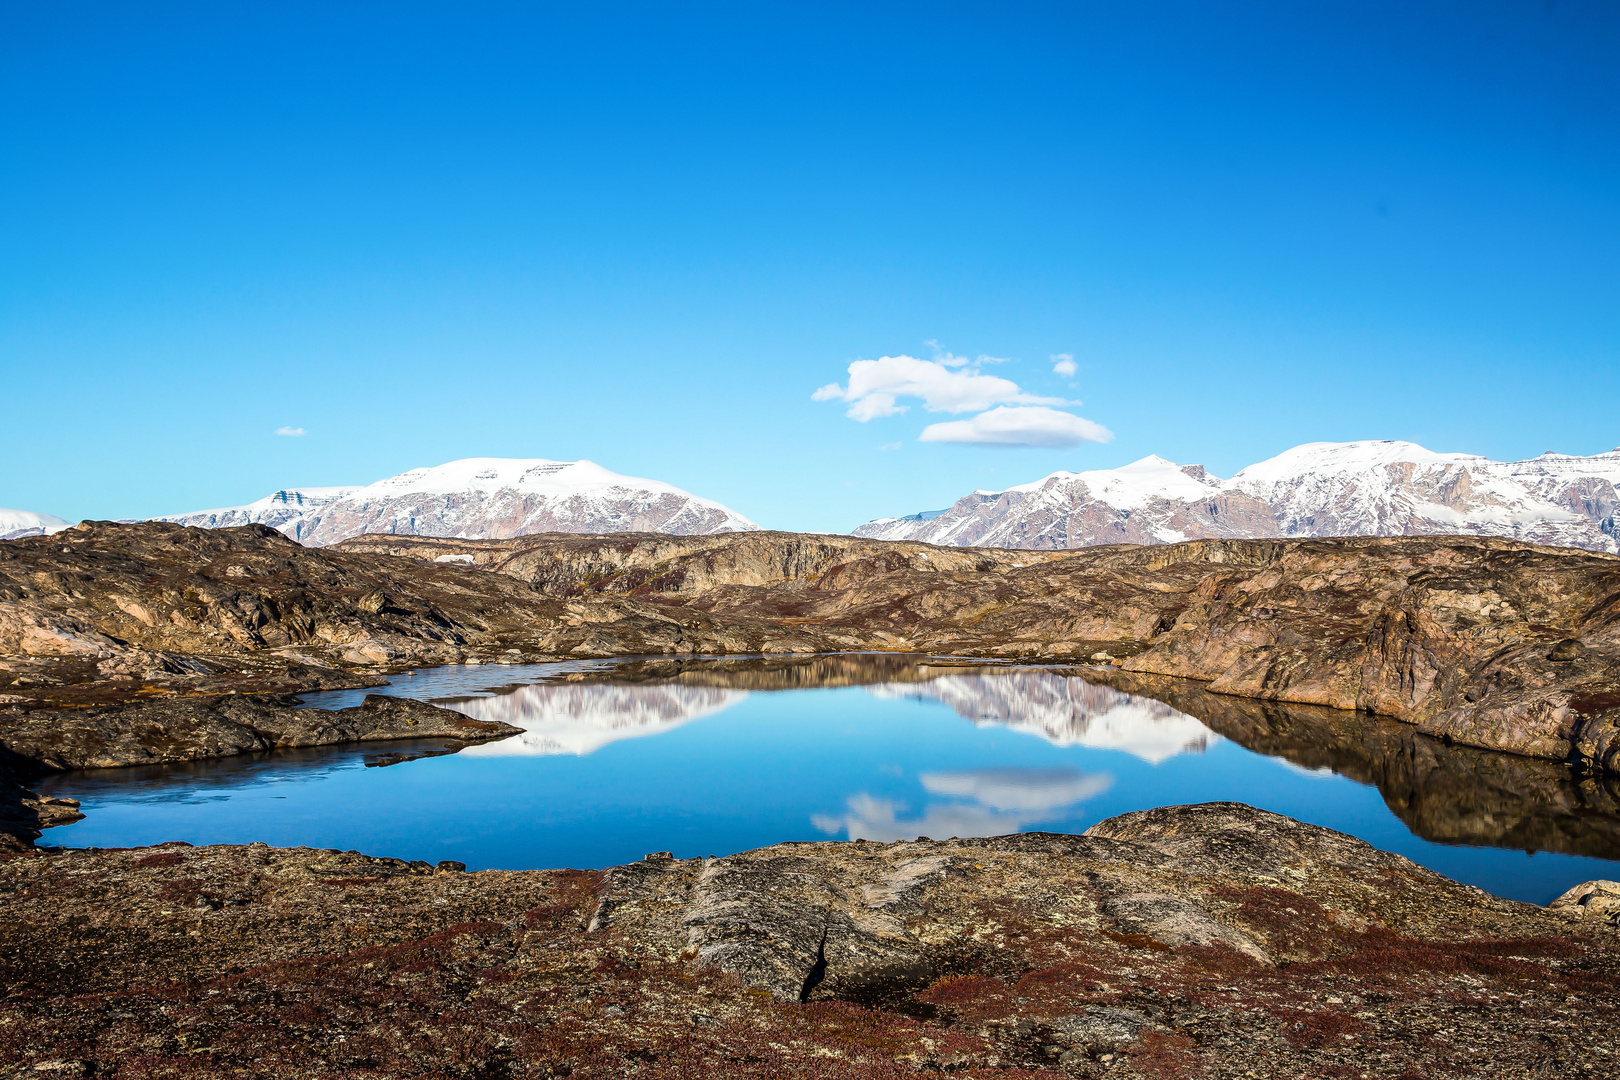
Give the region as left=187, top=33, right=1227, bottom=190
left=854, top=440, right=1620, bottom=553
left=0, top=508, right=71, bottom=540
left=156, top=458, right=760, bottom=546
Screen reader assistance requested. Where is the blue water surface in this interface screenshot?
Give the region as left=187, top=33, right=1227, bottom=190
left=36, top=660, right=1620, bottom=905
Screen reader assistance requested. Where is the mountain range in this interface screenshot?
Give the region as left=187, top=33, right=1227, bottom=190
left=854, top=440, right=1620, bottom=554
left=0, top=509, right=70, bottom=541
left=8, top=440, right=1619, bottom=553
left=154, top=457, right=760, bottom=546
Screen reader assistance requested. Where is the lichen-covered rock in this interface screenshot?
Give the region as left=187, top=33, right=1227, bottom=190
left=2, top=803, right=1615, bottom=1078
left=1549, top=879, right=1620, bottom=922
left=1097, top=892, right=1271, bottom=964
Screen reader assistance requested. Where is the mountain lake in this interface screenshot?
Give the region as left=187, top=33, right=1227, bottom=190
left=34, top=654, right=1620, bottom=906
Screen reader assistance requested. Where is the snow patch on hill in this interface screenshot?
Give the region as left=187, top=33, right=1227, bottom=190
left=0, top=509, right=71, bottom=540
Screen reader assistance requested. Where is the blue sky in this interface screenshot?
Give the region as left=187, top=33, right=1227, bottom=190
left=3, top=1, right=1617, bottom=531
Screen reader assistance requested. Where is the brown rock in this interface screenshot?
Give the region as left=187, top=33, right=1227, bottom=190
left=5, top=523, right=1620, bottom=774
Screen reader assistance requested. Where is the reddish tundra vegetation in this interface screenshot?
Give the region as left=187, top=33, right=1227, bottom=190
left=1, top=805, right=1616, bottom=1078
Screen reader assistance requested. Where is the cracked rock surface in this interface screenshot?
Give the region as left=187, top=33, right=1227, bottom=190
left=2, top=803, right=1616, bottom=1078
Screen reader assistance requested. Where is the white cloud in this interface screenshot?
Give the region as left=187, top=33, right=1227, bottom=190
left=812, top=354, right=1063, bottom=422
left=275, top=426, right=307, bottom=437
left=878, top=441, right=902, bottom=451
left=1051, top=353, right=1076, bottom=377
left=919, top=406, right=1113, bottom=448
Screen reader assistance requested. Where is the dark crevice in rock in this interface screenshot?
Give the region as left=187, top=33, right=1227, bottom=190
left=798, top=923, right=828, bottom=1003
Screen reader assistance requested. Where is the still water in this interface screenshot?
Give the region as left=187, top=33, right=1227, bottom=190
left=37, top=655, right=1620, bottom=905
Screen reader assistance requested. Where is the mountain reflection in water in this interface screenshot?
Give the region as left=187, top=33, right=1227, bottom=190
left=1082, top=669, right=1620, bottom=862
left=448, top=683, right=747, bottom=756
left=868, top=674, right=1216, bottom=764
left=429, top=660, right=1220, bottom=764
left=35, top=653, right=1620, bottom=900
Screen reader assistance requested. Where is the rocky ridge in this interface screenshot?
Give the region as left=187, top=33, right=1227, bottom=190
left=2, top=523, right=1619, bottom=776
left=856, top=440, right=1620, bottom=553
left=0, top=803, right=1614, bottom=1078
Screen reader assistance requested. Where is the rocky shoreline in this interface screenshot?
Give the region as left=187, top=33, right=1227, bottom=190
left=0, top=694, right=517, bottom=850
left=0, top=803, right=1615, bottom=1078
left=2, top=522, right=1618, bottom=775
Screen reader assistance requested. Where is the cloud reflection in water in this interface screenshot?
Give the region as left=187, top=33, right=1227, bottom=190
left=812, top=766, right=1113, bottom=842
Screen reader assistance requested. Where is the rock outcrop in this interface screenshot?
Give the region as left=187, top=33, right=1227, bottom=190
left=0, top=694, right=518, bottom=772
left=3, top=523, right=1619, bottom=774
left=1, top=803, right=1614, bottom=1077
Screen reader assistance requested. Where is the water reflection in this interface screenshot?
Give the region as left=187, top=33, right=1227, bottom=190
left=1084, top=670, right=1620, bottom=860
left=922, top=767, right=1114, bottom=811
left=811, top=766, right=1113, bottom=842
left=402, top=661, right=1217, bottom=762
left=37, top=654, right=1620, bottom=889
left=870, top=674, right=1215, bottom=763
left=448, top=683, right=747, bottom=756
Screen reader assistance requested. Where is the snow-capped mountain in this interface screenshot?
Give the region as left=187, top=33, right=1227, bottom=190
left=156, top=458, right=761, bottom=546
left=853, top=440, right=1620, bottom=553
left=0, top=508, right=71, bottom=540
left=855, top=455, right=1276, bottom=548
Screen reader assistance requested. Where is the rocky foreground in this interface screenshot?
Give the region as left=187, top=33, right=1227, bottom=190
left=0, top=804, right=1615, bottom=1079
left=2, top=522, right=1618, bottom=774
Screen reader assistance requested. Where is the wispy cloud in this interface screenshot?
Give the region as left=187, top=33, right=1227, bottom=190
left=812, top=354, right=1063, bottom=421
left=878, top=441, right=902, bottom=451
left=275, top=426, right=307, bottom=437
left=919, top=405, right=1113, bottom=448
left=1051, top=353, right=1076, bottom=377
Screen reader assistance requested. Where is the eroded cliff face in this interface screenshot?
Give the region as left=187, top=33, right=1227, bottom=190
left=3, top=524, right=1619, bottom=773
left=0, top=803, right=1614, bottom=1078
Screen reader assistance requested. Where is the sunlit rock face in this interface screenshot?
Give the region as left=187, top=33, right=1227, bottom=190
left=869, top=672, right=1218, bottom=764
left=856, top=440, right=1620, bottom=554
left=450, top=683, right=748, bottom=756
left=155, top=458, right=760, bottom=546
